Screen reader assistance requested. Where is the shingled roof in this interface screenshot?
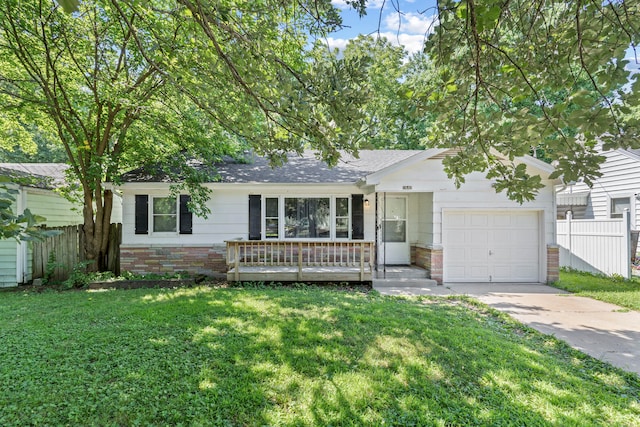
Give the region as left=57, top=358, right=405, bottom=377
left=121, top=150, right=425, bottom=184
left=0, top=163, right=69, bottom=189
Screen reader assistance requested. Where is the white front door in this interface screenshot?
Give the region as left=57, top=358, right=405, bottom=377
left=381, top=196, right=410, bottom=265
left=443, top=211, right=540, bottom=283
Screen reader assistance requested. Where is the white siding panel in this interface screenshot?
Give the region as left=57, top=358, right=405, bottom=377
left=407, top=194, right=420, bottom=245
left=26, top=191, right=83, bottom=226
left=0, top=240, right=17, bottom=287
left=582, top=149, right=640, bottom=229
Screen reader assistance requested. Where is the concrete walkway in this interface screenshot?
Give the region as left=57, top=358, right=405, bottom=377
left=374, top=282, right=640, bottom=376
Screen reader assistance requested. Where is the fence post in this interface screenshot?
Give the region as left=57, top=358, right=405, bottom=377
left=566, top=210, right=573, bottom=270
left=624, top=209, right=631, bottom=279
left=360, top=242, right=365, bottom=281
left=234, top=243, right=239, bottom=282
left=297, top=241, right=303, bottom=280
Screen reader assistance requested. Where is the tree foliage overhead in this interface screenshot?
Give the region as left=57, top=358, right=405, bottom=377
left=0, top=0, right=371, bottom=268
left=1, top=0, right=639, bottom=265
left=416, top=0, right=640, bottom=201
left=313, top=35, right=430, bottom=150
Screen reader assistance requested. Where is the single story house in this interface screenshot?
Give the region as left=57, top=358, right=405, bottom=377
left=117, top=149, right=560, bottom=284
left=556, top=147, right=640, bottom=228
left=0, top=163, right=84, bottom=287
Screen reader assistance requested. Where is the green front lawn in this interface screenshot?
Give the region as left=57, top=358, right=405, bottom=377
left=554, top=270, right=640, bottom=311
left=1, top=285, right=638, bottom=426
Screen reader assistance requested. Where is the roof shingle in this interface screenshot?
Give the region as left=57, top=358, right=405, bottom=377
left=121, top=150, right=424, bottom=184
left=0, top=163, right=69, bottom=189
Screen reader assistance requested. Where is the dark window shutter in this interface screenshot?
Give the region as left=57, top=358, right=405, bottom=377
left=249, top=195, right=261, bottom=240
left=179, top=195, right=193, bottom=234
left=134, top=195, right=149, bottom=235
left=351, top=194, right=364, bottom=240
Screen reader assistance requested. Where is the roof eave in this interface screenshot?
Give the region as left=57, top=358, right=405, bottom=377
left=363, top=148, right=448, bottom=185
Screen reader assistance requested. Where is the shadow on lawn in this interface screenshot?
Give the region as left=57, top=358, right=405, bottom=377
left=130, top=287, right=640, bottom=426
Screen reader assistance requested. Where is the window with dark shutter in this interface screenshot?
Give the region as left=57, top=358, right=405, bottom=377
left=248, top=195, right=261, bottom=240
left=179, top=195, right=193, bottom=234
left=135, top=195, right=149, bottom=234
left=351, top=194, right=364, bottom=240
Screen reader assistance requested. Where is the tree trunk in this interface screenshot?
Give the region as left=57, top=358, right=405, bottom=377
left=81, top=187, right=113, bottom=273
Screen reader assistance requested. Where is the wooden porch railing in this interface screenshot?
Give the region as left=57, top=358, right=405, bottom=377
left=226, top=240, right=375, bottom=281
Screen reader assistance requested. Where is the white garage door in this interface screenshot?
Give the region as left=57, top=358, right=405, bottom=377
left=443, top=211, right=540, bottom=283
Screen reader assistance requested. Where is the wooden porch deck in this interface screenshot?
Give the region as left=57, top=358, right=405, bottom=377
left=226, top=240, right=375, bottom=282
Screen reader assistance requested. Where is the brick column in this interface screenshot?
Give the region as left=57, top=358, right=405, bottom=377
left=429, top=244, right=444, bottom=285
left=547, top=244, right=559, bottom=283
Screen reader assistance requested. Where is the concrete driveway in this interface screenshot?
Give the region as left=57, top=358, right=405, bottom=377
left=375, top=282, right=640, bottom=376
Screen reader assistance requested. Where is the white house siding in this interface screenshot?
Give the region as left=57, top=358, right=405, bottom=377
left=0, top=240, right=17, bottom=287
left=374, top=160, right=555, bottom=244
left=121, top=184, right=366, bottom=245
left=416, top=192, right=434, bottom=245
left=562, top=150, right=640, bottom=229
left=119, top=183, right=370, bottom=276
left=373, top=158, right=557, bottom=283
left=25, top=189, right=83, bottom=226
left=407, top=194, right=420, bottom=246
left=587, top=150, right=640, bottom=230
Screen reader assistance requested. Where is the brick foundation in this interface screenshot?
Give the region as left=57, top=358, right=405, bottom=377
left=546, top=244, right=559, bottom=283
left=120, top=245, right=227, bottom=277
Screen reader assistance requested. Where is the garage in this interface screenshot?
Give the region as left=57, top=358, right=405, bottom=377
left=443, top=210, right=541, bottom=283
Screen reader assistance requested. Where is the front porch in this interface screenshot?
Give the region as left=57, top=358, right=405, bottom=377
left=226, top=240, right=376, bottom=282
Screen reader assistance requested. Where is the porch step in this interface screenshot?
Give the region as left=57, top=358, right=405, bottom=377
left=375, top=266, right=428, bottom=279
left=373, top=278, right=439, bottom=289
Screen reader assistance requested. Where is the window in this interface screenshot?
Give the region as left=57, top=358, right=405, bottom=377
left=284, top=197, right=330, bottom=238
left=153, top=197, right=177, bottom=232
left=248, top=195, right=364, bottom=240
left=610, top=197, right=631, bottom=219
left=335, top=197, right=350, bottom=238
left=383, top=196, right=407, bottom=242
left=265, top=197, right=279, bottom=239
left=134, top=195, right=192, bottom=235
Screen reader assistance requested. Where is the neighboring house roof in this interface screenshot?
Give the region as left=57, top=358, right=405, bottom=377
left=121, top=150, right=425, bottom=184
left=624, top=148, right=640, bottom=160
left=0, top=163, right=69, bottom=189
left=556, top=190, right=590, bottom=206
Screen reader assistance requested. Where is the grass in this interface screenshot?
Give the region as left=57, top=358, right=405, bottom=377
left=1, top=284, right=639, bottom=426
left=554, top=270, right=640, bottom=311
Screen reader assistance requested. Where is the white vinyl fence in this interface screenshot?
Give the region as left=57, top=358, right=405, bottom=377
left=557, top=210, right=632, bottom=278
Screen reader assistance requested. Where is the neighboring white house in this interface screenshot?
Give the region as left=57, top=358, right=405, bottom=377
left=117, top=149, right=560, bottom=284
left=0, top=164, right=82, bottom=287
left=0, top=163, right=123, bottom=287
left=555, top=147, right=640, bottom=277
left=556, top=147, right=640, bottom=228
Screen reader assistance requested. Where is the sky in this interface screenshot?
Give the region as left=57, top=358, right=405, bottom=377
left=326, top=0, right=639, bottom=67
left=327, top=0, right=438, bottom=55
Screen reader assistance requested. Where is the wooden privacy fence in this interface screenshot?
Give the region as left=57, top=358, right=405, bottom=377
left=32, top=223, right=122, bottom=282
left=557, top=211, right=633, bottom=279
